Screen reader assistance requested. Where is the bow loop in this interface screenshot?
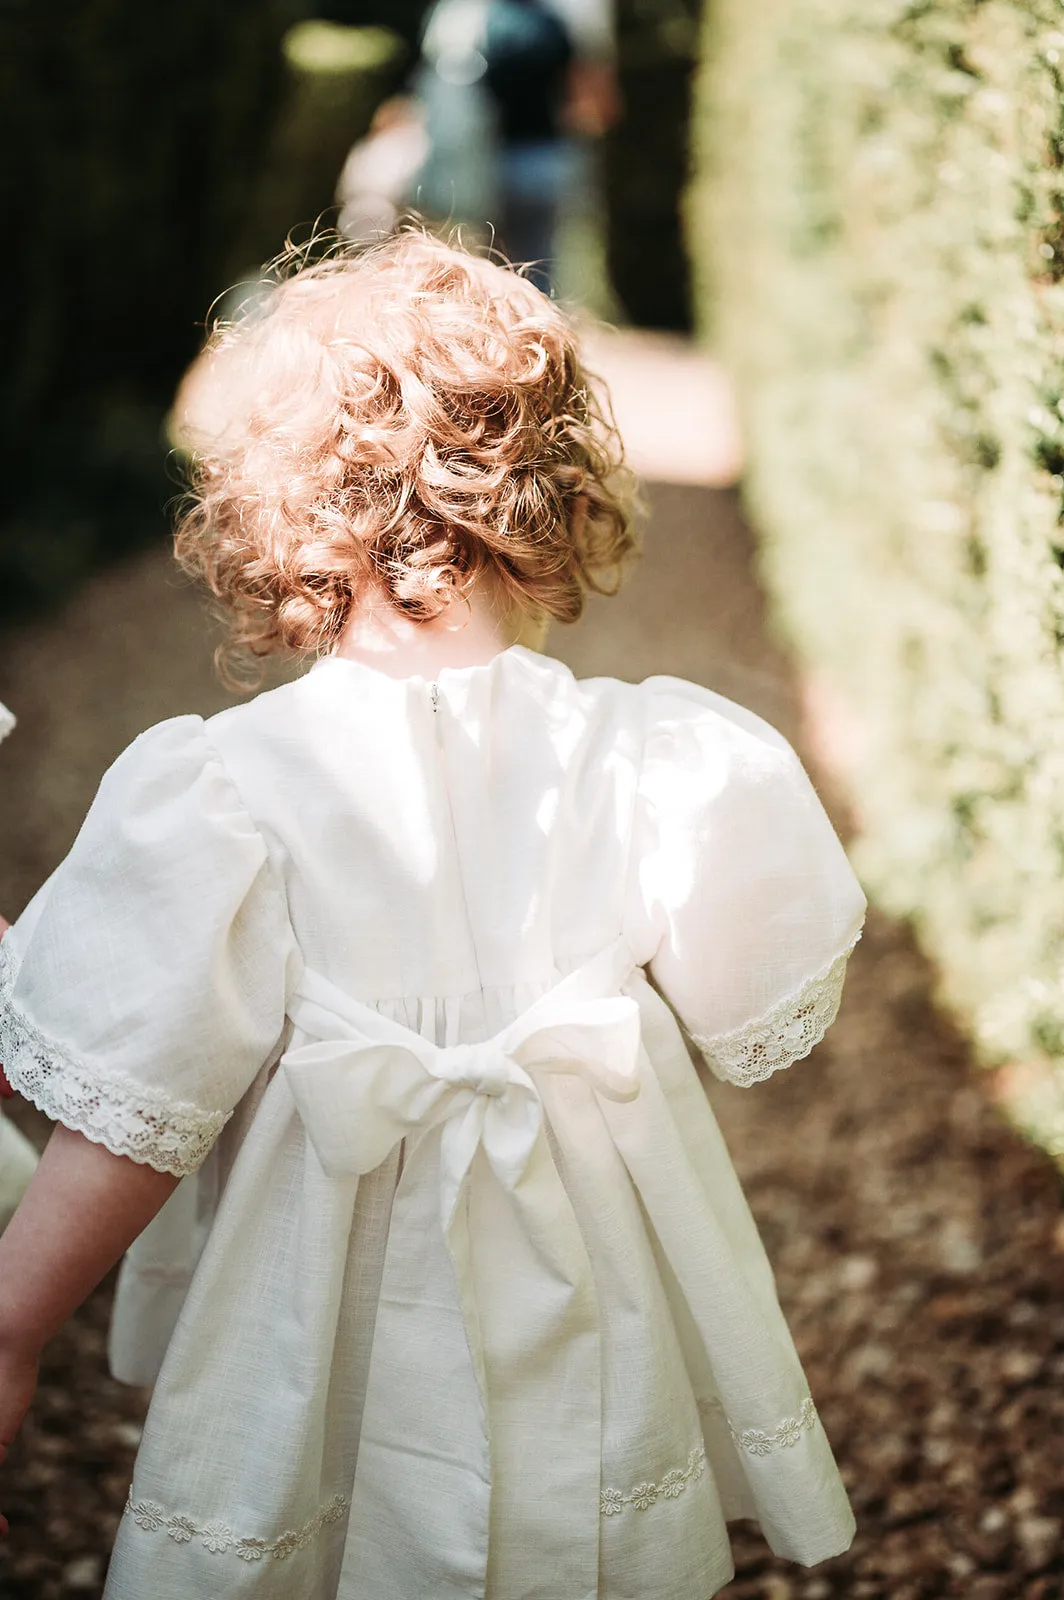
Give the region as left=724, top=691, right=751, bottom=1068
left=284, top=958, right=644, bottom=1186
left=508, top=995, right=643, bottom=1101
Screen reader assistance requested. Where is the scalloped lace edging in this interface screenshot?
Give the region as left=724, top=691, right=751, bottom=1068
left=0, top=941, right=227, bottom=1177
left=124, top=1488, right=348, bottom=1561
left=691, top=928, right=863, bottom=1087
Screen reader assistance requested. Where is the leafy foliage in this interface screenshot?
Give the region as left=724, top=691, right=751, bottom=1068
left=691, top=0, right=1064, bottom=1157
left=0, top=5, right=403, bottom=621
left=0, top=0, right=297, bottom=613
left=605, top=0, right=702, bottom=331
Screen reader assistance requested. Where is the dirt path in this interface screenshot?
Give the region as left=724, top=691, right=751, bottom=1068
left=1, top=476, right=1063, bottom=1597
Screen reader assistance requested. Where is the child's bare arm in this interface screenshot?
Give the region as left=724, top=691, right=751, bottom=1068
left=0, top=1123, right=179, bottom=1354
left=0, top=1125, right=179, bottom=1530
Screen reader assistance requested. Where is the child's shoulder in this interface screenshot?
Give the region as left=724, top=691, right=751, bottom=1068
left=511, top=654, right=799, bottom=774
left=520, top=659, right=808, bottom=807
left=123, top=655, right=799, bottom=789
left=508, top=651, right=796, bottom=751
left=205, top=673, right=312, bottom=748
left=637, top=674, right=798, bottom=761
left=93, top=663, right=809, bottom=851
left=78, top=682, right=316, bottom=829
left=257, top=656, right=793, bottom=762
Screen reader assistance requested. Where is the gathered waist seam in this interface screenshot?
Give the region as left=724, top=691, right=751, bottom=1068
left=288, top=936, right=642, bottom=1034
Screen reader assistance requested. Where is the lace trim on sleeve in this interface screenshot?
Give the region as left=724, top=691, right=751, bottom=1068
left=690, top=927, right=862, bottom=1087
left=0, top=941, right=228, bottom=1177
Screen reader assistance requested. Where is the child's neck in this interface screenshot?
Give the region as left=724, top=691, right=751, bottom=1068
left=334, top=581, right=518, bottom=681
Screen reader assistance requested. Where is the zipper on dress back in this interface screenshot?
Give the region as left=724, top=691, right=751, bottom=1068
left=427, top=677, right=486, bottom=1024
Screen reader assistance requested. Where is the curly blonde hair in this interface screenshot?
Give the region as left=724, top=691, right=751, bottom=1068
left=173, top=228, right=637, bottom=670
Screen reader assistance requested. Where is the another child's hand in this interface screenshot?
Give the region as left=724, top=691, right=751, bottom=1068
left=0, top=1344, right=38, bottom=1535
left=0, top=916, right=11, bottom=1098
left=0, top=901, right=38, bottom=1529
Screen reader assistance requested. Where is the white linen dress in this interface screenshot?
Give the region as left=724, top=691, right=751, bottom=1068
left=0, top=646, right=866, bottom=1600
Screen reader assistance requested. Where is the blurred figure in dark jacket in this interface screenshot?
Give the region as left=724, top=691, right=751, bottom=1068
left=412, top=0, right=618, bottom=292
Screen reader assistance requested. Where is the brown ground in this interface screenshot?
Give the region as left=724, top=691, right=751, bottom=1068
left=1, top=477, right=1063, bottom=1597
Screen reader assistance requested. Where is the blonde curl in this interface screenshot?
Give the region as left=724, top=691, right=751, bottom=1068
left=172, top=226, right=638, bottom=676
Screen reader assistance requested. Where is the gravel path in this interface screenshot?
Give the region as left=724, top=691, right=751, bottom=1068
left=1, top=481, right=1063, bottom=1597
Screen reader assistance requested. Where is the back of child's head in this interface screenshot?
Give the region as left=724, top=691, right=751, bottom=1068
left=173, top=227, right=636, bottom=669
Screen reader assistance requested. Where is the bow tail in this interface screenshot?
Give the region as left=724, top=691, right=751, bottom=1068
left=464, top=1132, right=603, bottom=1600
left=337, top=1123, right=602, bottom=1600
left=337, top=1129, right=493, bottom=1600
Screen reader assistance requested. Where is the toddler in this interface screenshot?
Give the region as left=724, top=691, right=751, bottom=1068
left=0, top=232, right=865, bottom=1599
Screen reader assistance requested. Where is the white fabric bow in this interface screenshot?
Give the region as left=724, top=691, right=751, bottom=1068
left=281, top=940, right=642, bottom=1600
left=284, top=971, right=641, bottom=1223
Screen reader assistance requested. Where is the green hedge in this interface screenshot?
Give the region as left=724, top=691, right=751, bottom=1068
left=691, top=0, right=1064, bottom=1158
left=0, top=9, right=404, bottom=622
left=234, top=21, right=406, bottom=279
left=604, top=0, right=701, bottom=331
left=0, top=1, right=295, bottom=616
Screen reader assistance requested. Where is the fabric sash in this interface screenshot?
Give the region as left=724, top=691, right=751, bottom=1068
left=281, top=938, right=641, bottom=1600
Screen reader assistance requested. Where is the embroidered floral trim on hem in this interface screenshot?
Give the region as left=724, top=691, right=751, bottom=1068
left=0, top=941, right=228, bottom=1177
left=124, top=1489, right=349, bottom=1560
left=600, top=1447, right=706, bottom=1516
left=691, top=928, right=863, bottom=1087
left=728, top=1395, right=819, bottom=1457
left=603, top=1397, right=821, bottom=1515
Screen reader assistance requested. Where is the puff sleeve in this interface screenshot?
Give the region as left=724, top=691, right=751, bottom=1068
left=631, top=679, right=866, bottom=1086
left=0, top=717, right=297, bottom=1175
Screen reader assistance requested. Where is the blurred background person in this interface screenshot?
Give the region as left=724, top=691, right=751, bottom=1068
left=341, top=0, right=618, bottom=296
left=421, top=0, right=619, bottom=295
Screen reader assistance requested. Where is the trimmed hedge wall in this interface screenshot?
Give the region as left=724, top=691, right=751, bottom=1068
left=0, top=0, right=294, bottom=616
left=604, top=0, right=701, bottom=331
left=692, top=0, right=1064, bottom=1158
left=0, top=7, right=403, bottom=623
